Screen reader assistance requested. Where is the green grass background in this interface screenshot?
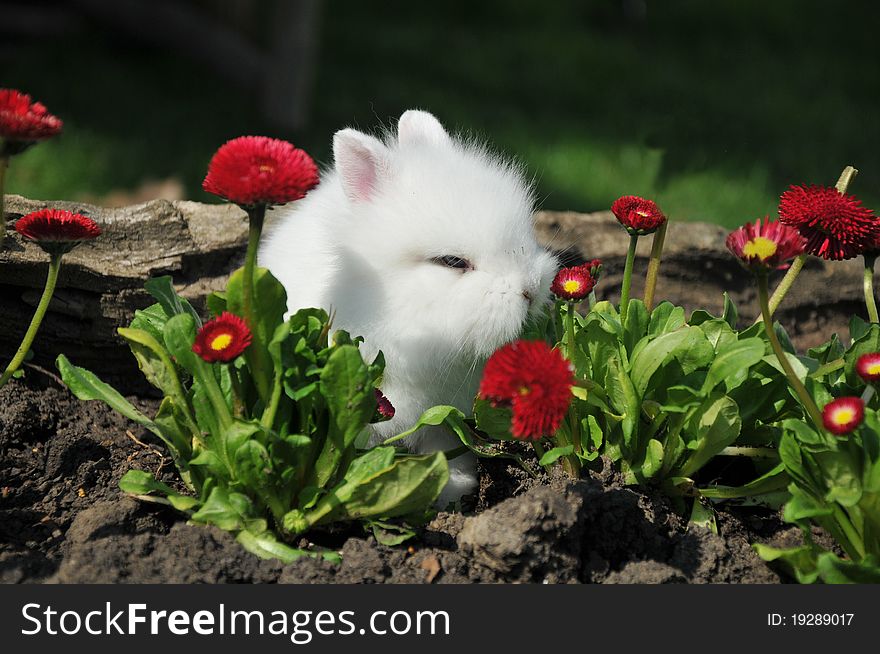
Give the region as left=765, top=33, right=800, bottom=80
left=3, top=0, right=878, bottom=228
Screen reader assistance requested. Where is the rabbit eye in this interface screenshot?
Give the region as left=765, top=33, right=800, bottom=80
left=433, top=255, right=472, bottom=271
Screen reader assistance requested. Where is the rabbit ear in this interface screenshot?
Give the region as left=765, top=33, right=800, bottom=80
left=398, top=110, right=450, bottom=147
left=333, top=128, right=388, bottom=202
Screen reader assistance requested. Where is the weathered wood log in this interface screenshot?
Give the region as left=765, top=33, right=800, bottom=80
left=0, top=196, right=865, bottom=393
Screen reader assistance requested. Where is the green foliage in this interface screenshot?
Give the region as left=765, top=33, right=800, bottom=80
left=58, top=269, right=448, bottom=561
left=478, top=296, right=795, bottom=505
left=754, top=360, right=880, bottom=582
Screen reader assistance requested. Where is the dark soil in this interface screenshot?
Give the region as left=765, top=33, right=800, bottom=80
left=0, top=375, right=801, bottom=584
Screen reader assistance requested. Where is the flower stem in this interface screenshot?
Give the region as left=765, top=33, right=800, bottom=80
left=0, top=156, right=8, bottom=251
left=763, top=253, right=806, bottom=320
left=863, top=254, right=878, bottom=323
left=757, top=273, right=824, bottom=430
left=643, top=221, right=667, bottom=311
left=242, top=204, right=272, bottom=404
left=564, top=301, right=576, bottom=359
left=619, top=233, right=639, bottom=323
left=261, top=368, right=284, bottom=431
left=229, top=365, right=246, bottom=417
left=243, top=205, right=265, bottom=332
left=199, top=363, right=233, bottom=430
left=0, top=253, right=61, bottom=388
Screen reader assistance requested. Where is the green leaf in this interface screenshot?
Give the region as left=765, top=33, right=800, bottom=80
left=815, top=450, right=862, bottom=507
left=816, top=552, right=880, bottom=583
left=808, top=334, right=844, bottom=365
left=116, top=327, right=199, bottom=440
left=312, top=344, right=375, bottom=487
left=700, top=463, right=790, bottom=500
left=189, top=449, right=226, bottom=477
left=697, top=318, right=738, bottom=352
left=581, top=312, right=626, bottom=386
left=622, top=299, right=649, bottom=354
left=647, top=301, right=686, bottom=337
left=56, top=355, right=168, bottom=443
left=688, top=308, right=715, bottom=327
left=235, top=529, right=334, bottom=563
left=130, top=303, right=171, bottom=344
left=321, top=452, right=449, bottom=522
left=234, top=439, right=278, bottom=508
left=678, top=394, right=742, bottom=478
left=162, top=313, right=201, bottom=377
left=144, top=276, right=201, bottom=324
left=753, top=543, right=819, bottom=583
left=701, top=337, right=765, bottom=395
left=152, top=397, right=195, bottom=466
left=473, top=398, right=514, bottom=440
left=117, top=327, right=177, bottom=394
left=225, top=266, right=288, bottom=401
left=345, top=446, right=399, bottom=484
left=387, top=405, right=467, bottom=443
left=578, top=414, right=603, bottom=461
left=162, top=313, right=232, bottom=443
left=783, top=487, right=834, bottom=524
left=539, top=445, right=575, bottom=466
left=604, top=356, right=640, bottom=454
left=118, top=469, right=199, bottom=511
left=761, top=352, right=811, bottom=385
left=689, top=499, right=718, bottom=534
left=206, top=291, right=227, bottom=317
left=366, top=520, right=417, bottom=546
left=297, top=448, right=448, bottom=531
left=630, top=326, right=708, bottom=396
left=191, top=486, right=255, bottom=531
left=849, top=315, right=871, bottom=343
left=722, top=292, right=739, bottom=329
left=641, top=438, right=664, bottom=479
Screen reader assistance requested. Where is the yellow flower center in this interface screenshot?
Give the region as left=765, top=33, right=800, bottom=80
left=636, top=210, right=650, bottom=217
left=742, top=236, right=778, bottom=260
left=562, top=279, right=583, bottom=293
left=832, top=407, right=856, bottom=426
left=867, top=362, right=880, bottom=375
left=259, top=164, right=275, bottom=174
left=210, top=333, right=233, bottom=351
left=518, top=386, right=531, bottom=396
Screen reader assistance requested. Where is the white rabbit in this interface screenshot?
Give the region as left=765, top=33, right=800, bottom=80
left=259, top=110, right=558, bottom=507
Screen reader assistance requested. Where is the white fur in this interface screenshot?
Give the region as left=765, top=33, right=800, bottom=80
left=259, top=110, right=558, bottom=507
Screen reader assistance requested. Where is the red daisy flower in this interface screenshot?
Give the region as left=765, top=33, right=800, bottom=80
left=611, top=195, right=667, bottom=235
left=15, top=209, right=101, bottom=255
left=372, top=388, right=396, bottom=423
left=0, top=89, right=63, bottom=154
left=202, top=136, right=319, bottom=207
left=725, top=217, right=806, bottom=273
left=478, top=339, right=574, bottom=441
left=822, top=397, right=864, bottom=435
left=856, top=352, right=880, bottom=383
left=551, top=265, right=597, bottom=301
left=777, top=185, right=878, bottom=260
left=578, top=259, right=602, bottom=282
left=192, top=312, right=253, bottom=363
